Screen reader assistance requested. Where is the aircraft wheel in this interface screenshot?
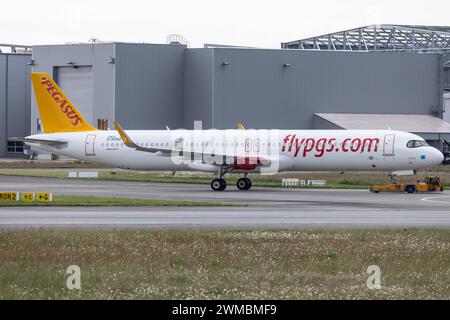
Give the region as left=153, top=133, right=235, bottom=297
left=237, top=177, right=252, bottom=190
left=211, top=178, right=226, bottom=191
left=244, top=178, right=252, bottom=190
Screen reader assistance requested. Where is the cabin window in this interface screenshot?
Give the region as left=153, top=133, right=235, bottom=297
left=407, top=140, right=429, bottom=148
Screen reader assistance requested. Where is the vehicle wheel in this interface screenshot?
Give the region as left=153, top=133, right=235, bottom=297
left=244, top=178, right=252, bottom=190
left=237, top=178, right=252, bottom=190
left=405, top=185, right=416, bottom=194
left=211, top=178, right=226, bottom=191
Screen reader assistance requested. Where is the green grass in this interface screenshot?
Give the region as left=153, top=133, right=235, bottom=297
left=0, top=229, right=448, bottom=299
left=98, top=172, right=371, bottom=189
left=0, top=170, right=67, bottom=178
left=1, top=168, right=449, bottom=189
left=0, top=195, right=242, bottom=207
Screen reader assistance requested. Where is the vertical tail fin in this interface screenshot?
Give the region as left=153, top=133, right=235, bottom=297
left=31, top=72, right=97, bottom=133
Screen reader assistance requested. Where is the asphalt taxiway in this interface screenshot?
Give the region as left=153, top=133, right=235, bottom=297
left=0, top=175, right=449, bottom=228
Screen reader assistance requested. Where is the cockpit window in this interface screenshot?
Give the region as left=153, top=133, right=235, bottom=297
left=407, top=140, right=429, bottom=148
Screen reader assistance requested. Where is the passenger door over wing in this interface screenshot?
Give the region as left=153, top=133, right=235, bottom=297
left=85, top=134, right=96, bottom=156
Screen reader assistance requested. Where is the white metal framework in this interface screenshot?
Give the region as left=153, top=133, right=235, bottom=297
left=0, top=43, right=31, bottom=54
left=166, top=34, right=190, bottom=47
left=281, top=25, right=450, bottom=53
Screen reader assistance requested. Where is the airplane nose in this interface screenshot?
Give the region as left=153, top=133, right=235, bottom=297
left=431, top=148, right=444, bottom=165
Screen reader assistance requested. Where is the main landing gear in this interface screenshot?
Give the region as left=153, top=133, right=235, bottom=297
left=210, top=170, right=252, bottom=191
left=211, top=178, right=227, bottom=191
left=236, top=177, right=252, bottom=190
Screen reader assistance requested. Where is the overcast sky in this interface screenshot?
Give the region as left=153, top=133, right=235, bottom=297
left=1, top=0, right=449, bottom=48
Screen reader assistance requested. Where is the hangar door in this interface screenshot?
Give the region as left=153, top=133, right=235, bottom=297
left=444, top=93, right=450, bottom=123
left=55, top=66, right=93, bottom=124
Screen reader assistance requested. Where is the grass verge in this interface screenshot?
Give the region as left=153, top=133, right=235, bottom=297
left=0, top=169, right=375, bottom=189
left=0, top=229, right=448, bottom=299
left=0, top=195, right=241, bottom=207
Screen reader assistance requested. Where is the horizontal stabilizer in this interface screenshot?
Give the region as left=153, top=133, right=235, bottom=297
left=9, top=137, right=68, bottom=146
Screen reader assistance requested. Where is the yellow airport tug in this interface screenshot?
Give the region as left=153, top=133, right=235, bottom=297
left=370, top=176, right=444, bottom=194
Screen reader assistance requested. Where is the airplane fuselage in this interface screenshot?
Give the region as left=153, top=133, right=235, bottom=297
left=26, top=129, right=444, bottom=173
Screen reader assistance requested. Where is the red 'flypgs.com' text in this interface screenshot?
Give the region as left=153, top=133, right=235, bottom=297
left=282, top=134, right=380, bottom=158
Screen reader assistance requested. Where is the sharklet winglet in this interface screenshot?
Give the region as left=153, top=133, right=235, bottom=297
left=114, top=122, right=136, bottom=147
left=236, top=122, right=246, bottom=130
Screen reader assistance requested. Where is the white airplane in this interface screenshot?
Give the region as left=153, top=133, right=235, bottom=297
left=22, top=72, right=444, bottom=191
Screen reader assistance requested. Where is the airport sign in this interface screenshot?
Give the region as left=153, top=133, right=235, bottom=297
left=0, top=192, right=19, bottom=201
left=36, top=192, right=53, bottom=202
left=21, top=192, right=35, bottom=202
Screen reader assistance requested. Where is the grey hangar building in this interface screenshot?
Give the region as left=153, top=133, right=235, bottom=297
left=1, top=24, right=450, bottom=158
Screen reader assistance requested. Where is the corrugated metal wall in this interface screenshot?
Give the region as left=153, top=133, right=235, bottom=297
left=0, top=55, right=6, bottom=157
left=183, top=49, right=213, bottom=129
left=114, top=43, right=186, bottom=130
left=0, top=54, right=31, bottom=157
left=313, top=115, right=343, bottom=130
left=55, top=66, right=94, bottom=123
left=210, top=49, right=440, bottom=129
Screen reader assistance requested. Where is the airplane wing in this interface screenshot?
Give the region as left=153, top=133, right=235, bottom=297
left=9, top=137, right=68, bottom=146
left=113, top=122, right=271, bottom=168
left=114, top=122, right=172, bottom=155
